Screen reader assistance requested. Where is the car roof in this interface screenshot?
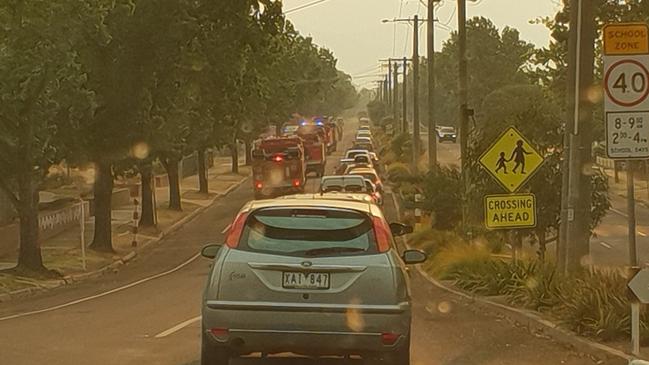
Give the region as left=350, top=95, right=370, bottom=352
left=321, top=175, right=365, bottom=182
left=253, top=194, right=376, bottom=213
left=347, top=168, right=378, bottom=175
left=346, top=149, right=370, bottom=154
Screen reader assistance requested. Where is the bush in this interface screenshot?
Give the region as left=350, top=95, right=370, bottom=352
left=408, top=228, right=461, bottom=257
left=423, top=247, right=649, bottom=342
left=421, top=166, right=462, bottom=230
left=387, top=162, right=412, bottom=183
left=390, top=133, right=412, bottom=163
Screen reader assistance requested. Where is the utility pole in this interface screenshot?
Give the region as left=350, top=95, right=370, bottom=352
left=428, top=0, right=438, bottom=170
left=457, top=0, right=470, bottom=233
left=387, top=60, right=393, bottom=109
left=559, top=0, right=595, bottom=273
left=383, top=75, right=389, bottom=106
left=403, top=57, right=408, bottom=134
left=377, top=80, right=383, bottom=102
left=412, top=15, right=421, bottom=174
left=393, top=62, right=399, bottom=124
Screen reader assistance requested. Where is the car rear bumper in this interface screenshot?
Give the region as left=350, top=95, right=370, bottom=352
left=202, top=301, right=410, bottom=355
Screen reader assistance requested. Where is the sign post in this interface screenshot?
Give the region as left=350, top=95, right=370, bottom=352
left=604, top=22, right=649, bottom=356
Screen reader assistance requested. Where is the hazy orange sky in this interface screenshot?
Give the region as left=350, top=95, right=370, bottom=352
left=284, top=0, right=562, bottom=88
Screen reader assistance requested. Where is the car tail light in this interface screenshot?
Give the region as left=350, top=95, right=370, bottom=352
left=255, top=181, right=263, bottom=190
left=225, top=212, right=249, bottom=248
left=293, top=179, right=301, bottom=187
left=273, top=155, right=283, bottom=162
left=381, top=332, right=400, bottom=345
left=372, top=216, right=392, bottom=253
left=210, top=327, right=230, bottom=340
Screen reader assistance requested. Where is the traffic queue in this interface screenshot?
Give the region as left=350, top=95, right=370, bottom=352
left=200, top=116, right=425, bottom=364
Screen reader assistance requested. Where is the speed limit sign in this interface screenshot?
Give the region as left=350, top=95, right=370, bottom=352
left=604, top=23, right=649, bottom=159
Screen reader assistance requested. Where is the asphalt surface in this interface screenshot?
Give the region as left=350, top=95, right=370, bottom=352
left=0, top=117, right=624, bottom=365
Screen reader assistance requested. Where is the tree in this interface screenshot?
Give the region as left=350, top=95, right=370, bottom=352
left=411, top=17, right=534, bottom=127
left=0, top=1, right=98, bottom=273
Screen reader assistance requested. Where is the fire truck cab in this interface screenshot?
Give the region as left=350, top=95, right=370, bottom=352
left=251, top=136, right=307, bottom=199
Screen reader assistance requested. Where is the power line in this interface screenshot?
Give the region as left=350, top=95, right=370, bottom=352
left=284, top=0, right=333, bottom=14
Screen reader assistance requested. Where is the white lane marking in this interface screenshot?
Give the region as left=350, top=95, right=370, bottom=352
left=608, top=209, right=649, bottom=236
left=0, top=252, right=201, bottom=322
left=599, top=241, right=613, bottom=249
left=154, top=316, right=201, bottom=338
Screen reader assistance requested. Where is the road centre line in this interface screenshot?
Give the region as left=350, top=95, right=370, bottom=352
left=0, top=252, right=202, bottom=322
left=154, top=316, right=201, bottom=338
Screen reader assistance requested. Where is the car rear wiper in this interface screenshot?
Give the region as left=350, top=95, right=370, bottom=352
left=303, top=246, right=366, bottom=257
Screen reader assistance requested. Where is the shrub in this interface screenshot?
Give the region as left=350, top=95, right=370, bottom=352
left=390, top=133, right=412, bottom=163
left=408, top=228, right=461, bottom=257
left=387, top=163, right=412, bottom=183
left=421, top=166, right=462, bottom=230
left=424, top=248, right=649, bottom=342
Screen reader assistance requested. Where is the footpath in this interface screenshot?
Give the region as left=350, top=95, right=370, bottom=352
left=0, top=157, right=250, bottom=301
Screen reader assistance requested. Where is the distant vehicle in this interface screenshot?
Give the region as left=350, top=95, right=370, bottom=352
left=437, top=126, right=457, bottom=143
left=200, top=197, right=424, bottom=364
left=251, top=136, right=306, bottom=199
left=297, top=123, right=327, bottom=176
left=346, top=167, right=383, bottom=192
left=352, top=142, right=375, bottom=153
left=319, top=175, right=368, bottom=194
left=281, top=124, right=300, bottom=136
left=345, top=149, right=372, bottom=160
left=363, top=178, right=384, bottom=206
left=345, top=149, right=379, bottom=170
left=355, top=135, right=373, bottom=145
left=359, top=116, right=370, bottom=125
left=358, top=125, right=371, bottom=132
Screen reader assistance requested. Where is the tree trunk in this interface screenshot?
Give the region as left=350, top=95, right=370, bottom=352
left=90, top=160, right=114, bottom=252
left=164, top=158, right=182, bottom=211
left=230, top=142, right=239, bottom=174
left=15, top=173, right=46, bottom=272
left=139, top=162, right=155, bottom=228
left=197, top=149, right=208, bottom=194
left=244, top=139, right=252, bottom=166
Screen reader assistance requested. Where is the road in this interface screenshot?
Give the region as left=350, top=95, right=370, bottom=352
left=0, top=116, right=622, bottom=365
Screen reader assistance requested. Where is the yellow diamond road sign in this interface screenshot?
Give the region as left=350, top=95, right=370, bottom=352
left=484, top=194, right=536, bottom=230
left=479, top=127, right=544, bottom=193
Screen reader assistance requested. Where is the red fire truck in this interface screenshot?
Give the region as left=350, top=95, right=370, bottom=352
left=297, top=122, right=327, bottom=177
left=251, top=136, right=306, bottom=199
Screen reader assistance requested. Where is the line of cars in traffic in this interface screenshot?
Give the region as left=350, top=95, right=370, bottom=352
left=199, top=116, right=427, bottom=364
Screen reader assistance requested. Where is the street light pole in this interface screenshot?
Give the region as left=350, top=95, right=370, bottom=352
left=428, top=0, right=438, bottom=170
left=412, top=15, right=421, bottom=174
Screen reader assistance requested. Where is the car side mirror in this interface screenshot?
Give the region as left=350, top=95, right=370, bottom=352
left=389, top=222, right=414, bottom=237
left=201, top=244, right=222, bottom=259
left=402, top=250, right=427, bottom=265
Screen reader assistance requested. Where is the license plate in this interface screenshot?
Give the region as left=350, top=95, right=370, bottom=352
left=282, top=272, right=330, bottom=289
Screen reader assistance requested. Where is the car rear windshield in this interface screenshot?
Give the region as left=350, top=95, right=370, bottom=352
left=321, top=178, right=366, bottom=193
left=239, top=208, right=377, bottom=257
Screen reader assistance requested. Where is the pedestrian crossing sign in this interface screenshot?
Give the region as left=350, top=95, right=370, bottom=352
left=479, top=126, right=545, bottom=193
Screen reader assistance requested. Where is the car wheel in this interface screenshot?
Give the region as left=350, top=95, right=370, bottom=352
left=201, top=334, right=230, bottom=365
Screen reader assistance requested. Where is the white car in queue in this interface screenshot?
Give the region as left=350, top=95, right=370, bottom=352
left=200, top=196, right=425, bottom=364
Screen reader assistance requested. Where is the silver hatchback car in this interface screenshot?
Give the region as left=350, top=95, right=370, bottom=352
left=200, top=196, right=426, bottom=364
